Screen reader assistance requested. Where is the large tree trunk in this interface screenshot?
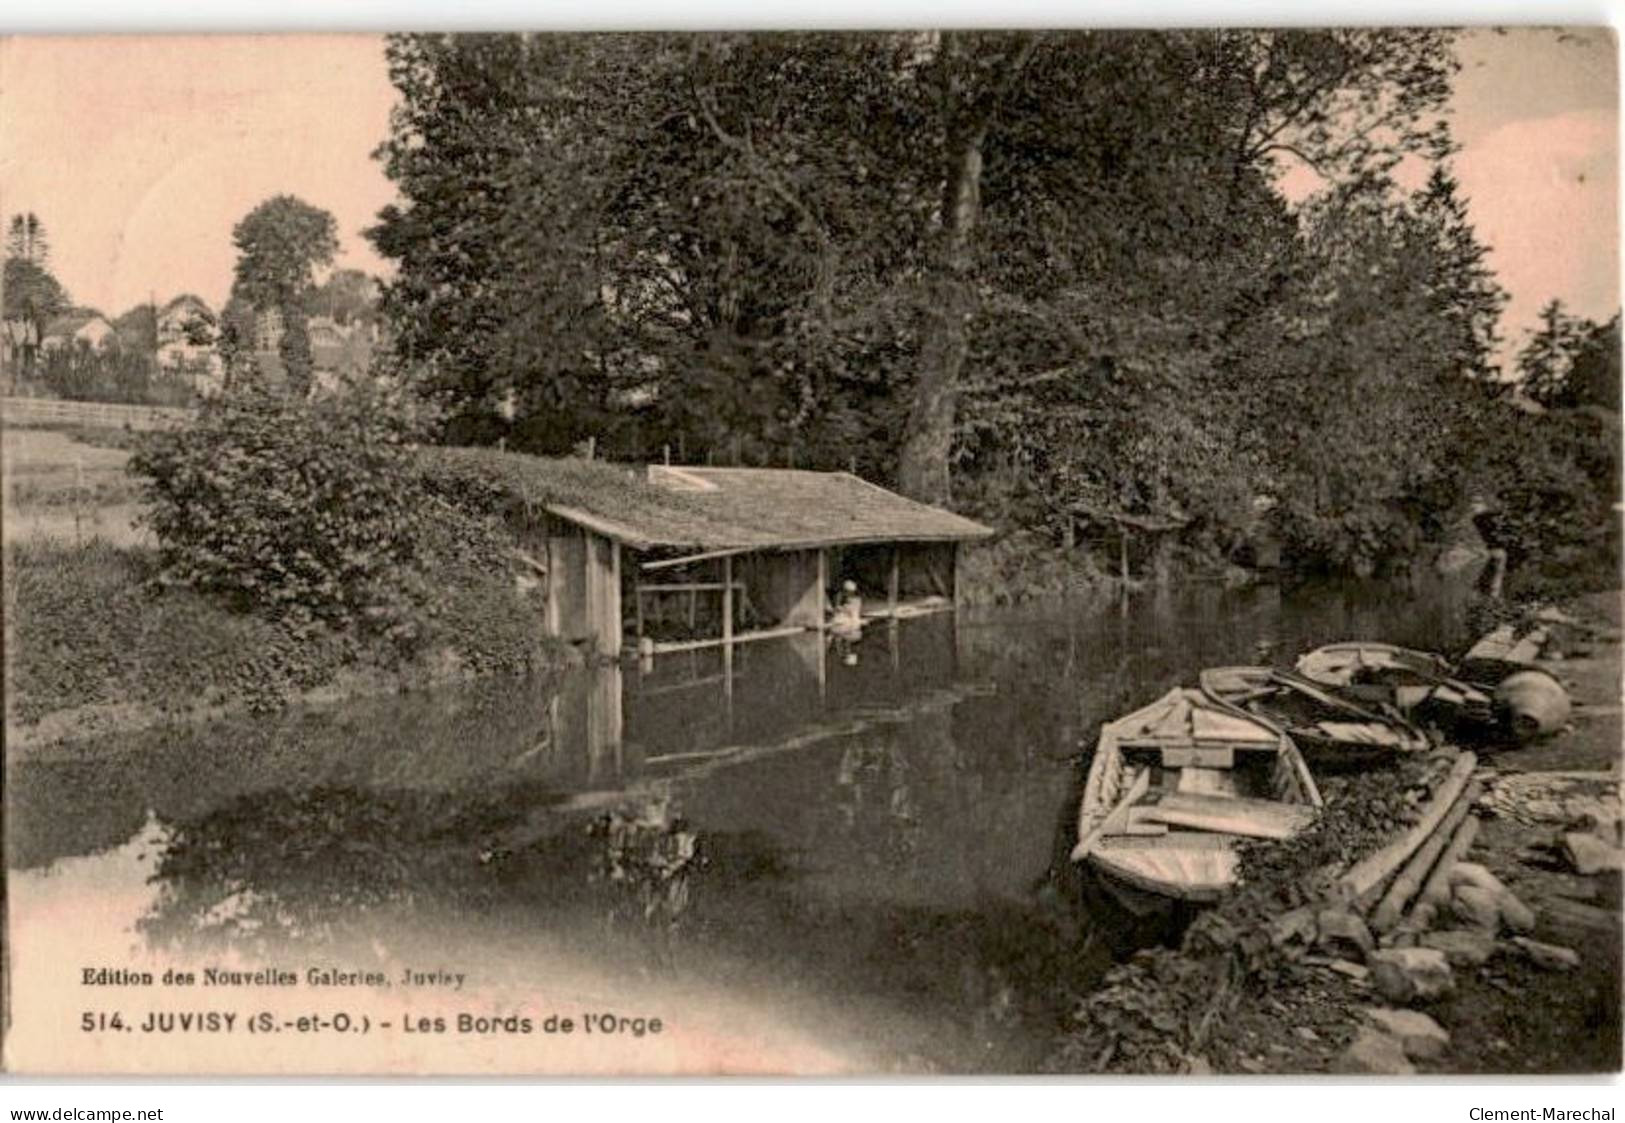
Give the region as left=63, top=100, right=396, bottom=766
left=896, top=118, right=986, bottom=506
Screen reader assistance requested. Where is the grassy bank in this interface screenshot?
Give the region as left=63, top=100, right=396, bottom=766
left=4, top=539, right=572, bottom=743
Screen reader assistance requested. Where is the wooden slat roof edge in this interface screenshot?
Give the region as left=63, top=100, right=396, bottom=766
left=543, top=504, right=659, bottom=552
left=830, top=471, right=996, bottom=538
left=552, top=507, right=994, bottom=555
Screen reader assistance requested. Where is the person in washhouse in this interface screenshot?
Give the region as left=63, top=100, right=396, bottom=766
left=829, top=579, right=863, bottom=635
left=827, top=579, right=864, bottom=665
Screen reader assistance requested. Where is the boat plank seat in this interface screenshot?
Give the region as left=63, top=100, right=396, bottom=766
left=1097, top=831, right=1237, bottom=850
left=1119, top=738, right=1279, bottom=752
left=1138, top=792, right=1317, bottom=840
left=1174, top=766, right=1239, bottom=797
left=1161, top=745, right=1234, bottom=769
left=1190, top=707, right=1279, bottom=743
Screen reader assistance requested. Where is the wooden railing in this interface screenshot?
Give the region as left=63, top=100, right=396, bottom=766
left=1, top=397, right=196, bottom=431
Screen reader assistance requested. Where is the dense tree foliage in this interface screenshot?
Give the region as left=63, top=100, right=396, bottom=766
left=5, top=213, right=50, bottom=265
left=1517, top=300, right=1621, bottom=411
left=3, top=213, right=69, bottom=372
left=365, top=31, right=1615, bottom=584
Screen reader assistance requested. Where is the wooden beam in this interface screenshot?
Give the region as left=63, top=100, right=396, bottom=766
left=640, top=534, right=996, bottom=573
left=634, top=566, right=644, bottom=642
left=642, top=546, right=755, bottom=572
left=722, top=555, right=734, bottom=648
left=637, top=582, right=743, bottom=594
left=605, top=539, right=621, bottom=658
left=1338, top=751, right=1477, bottom=907
left=817, top=549, right=828, bottom=642
left=649, top=624, right=807, bottom=655
left=544, top=504, right=655, bottom=551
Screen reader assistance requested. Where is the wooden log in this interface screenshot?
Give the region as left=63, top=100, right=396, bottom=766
left=1370, top=780, right=1480, bottom=932
left=1406, top=813, right=1481, bottom=931
left=1338, top=751, right=1477, bottom=908
left=1072, top=767, right=1150, bottom=860
left=1540, top=895, right=1622, bottom=934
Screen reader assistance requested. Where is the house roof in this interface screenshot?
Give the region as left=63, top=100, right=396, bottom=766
left=161, top=293, right=212, bottom=317
left=43, top=310, right=111, bottom=338
left=419, top=448, right=994, bottom=554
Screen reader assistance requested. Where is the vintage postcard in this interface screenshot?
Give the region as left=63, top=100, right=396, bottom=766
left=1, top=29, right=1620, bottom=1077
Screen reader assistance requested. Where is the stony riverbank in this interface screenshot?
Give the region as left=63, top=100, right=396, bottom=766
left=1043, top=591, right=1622, bottom=1075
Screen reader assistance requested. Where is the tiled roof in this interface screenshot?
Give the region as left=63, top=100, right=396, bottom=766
left=42, top=311, right=108, bottom=338
left=419, top=447, right=993, bottom=554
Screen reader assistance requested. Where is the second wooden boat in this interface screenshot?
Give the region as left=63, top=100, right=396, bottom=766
left=1071, top=687, right=1322, bottom=902
left=1200, top=665, right=1430, bottom=770
left=1295, top=642, right=1498, bottom=740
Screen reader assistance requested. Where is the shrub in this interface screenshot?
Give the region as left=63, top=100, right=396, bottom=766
left=3, top=540, right=355, bottom=720
left=33, top=345, right=199, bottom=407
left=129, top=376, right=501, bottom=646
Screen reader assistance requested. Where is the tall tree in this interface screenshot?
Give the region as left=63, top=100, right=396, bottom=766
left=230, top=195, right=339, bottom=397
left=6, top=212, right=49, bottom=265
left=1517, top=299, right=1586, bottom=408
left=1565, top=314, right=1623, bottom=412
left=369, top=30, right=1464, bottom=516
left=1409, top=166, right=1506, bottom=381
left=3, top=213, right=68, bottom=373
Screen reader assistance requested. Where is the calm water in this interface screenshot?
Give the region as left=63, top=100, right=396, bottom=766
left=6, top=577, right=1474, bottom=1073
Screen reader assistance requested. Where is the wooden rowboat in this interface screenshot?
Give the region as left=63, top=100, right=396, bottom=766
left=1071, top=687, right=1322, bottom=902
left=1199, top=665, right=1430, bottom=770
left=1295, top=642, right=1498, bottom=740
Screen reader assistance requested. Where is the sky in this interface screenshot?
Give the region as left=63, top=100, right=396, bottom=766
left=0, top=29, right=1617, bottom=366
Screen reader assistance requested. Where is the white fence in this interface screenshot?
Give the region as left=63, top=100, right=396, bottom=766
left=1, top=396, right=196, bottom=431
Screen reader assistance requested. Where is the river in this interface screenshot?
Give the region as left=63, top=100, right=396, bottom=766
left=4, top=577, right=1474, bottom=1074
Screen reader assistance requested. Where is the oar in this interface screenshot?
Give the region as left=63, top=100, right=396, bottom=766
left=1071, top=766, right=1151, bottom=861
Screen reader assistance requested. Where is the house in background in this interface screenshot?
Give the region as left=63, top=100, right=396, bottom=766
left=156, top=294, right=216, bottom=367
left=39, top=310, right=116, bottom=353
left=253, top=308, right=378, bottom=393
left=1, top=318, right=39, bottom=372
left=309, top=315, right=377, bottom=392
left=156, top=293, right=224, bottom=395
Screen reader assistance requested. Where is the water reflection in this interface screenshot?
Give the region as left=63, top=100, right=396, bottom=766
left=6, top=576, right=1475, bottom=1071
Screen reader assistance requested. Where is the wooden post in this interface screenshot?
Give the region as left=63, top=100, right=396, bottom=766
left=634, top=569, right=644, bottom=644
left=722, top=555, right=735, bottom=704
left=604, top=540, right=621, bottom=658
left=888, top=545, right=900, bottom=617
left=722, top=555, right=734, bottom=647
left=73, top=455, right=84, bottom=548
left=1120, top=523, right=1130, bottom=583
left=950, top=543, right=961, bottom=611
left=544, top=521, right=563, bottom=640
left=817, top=549, right=828, bottom=641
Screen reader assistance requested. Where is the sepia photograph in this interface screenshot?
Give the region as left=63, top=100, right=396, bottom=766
left=0, top=26, right=1620, bottom=1079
